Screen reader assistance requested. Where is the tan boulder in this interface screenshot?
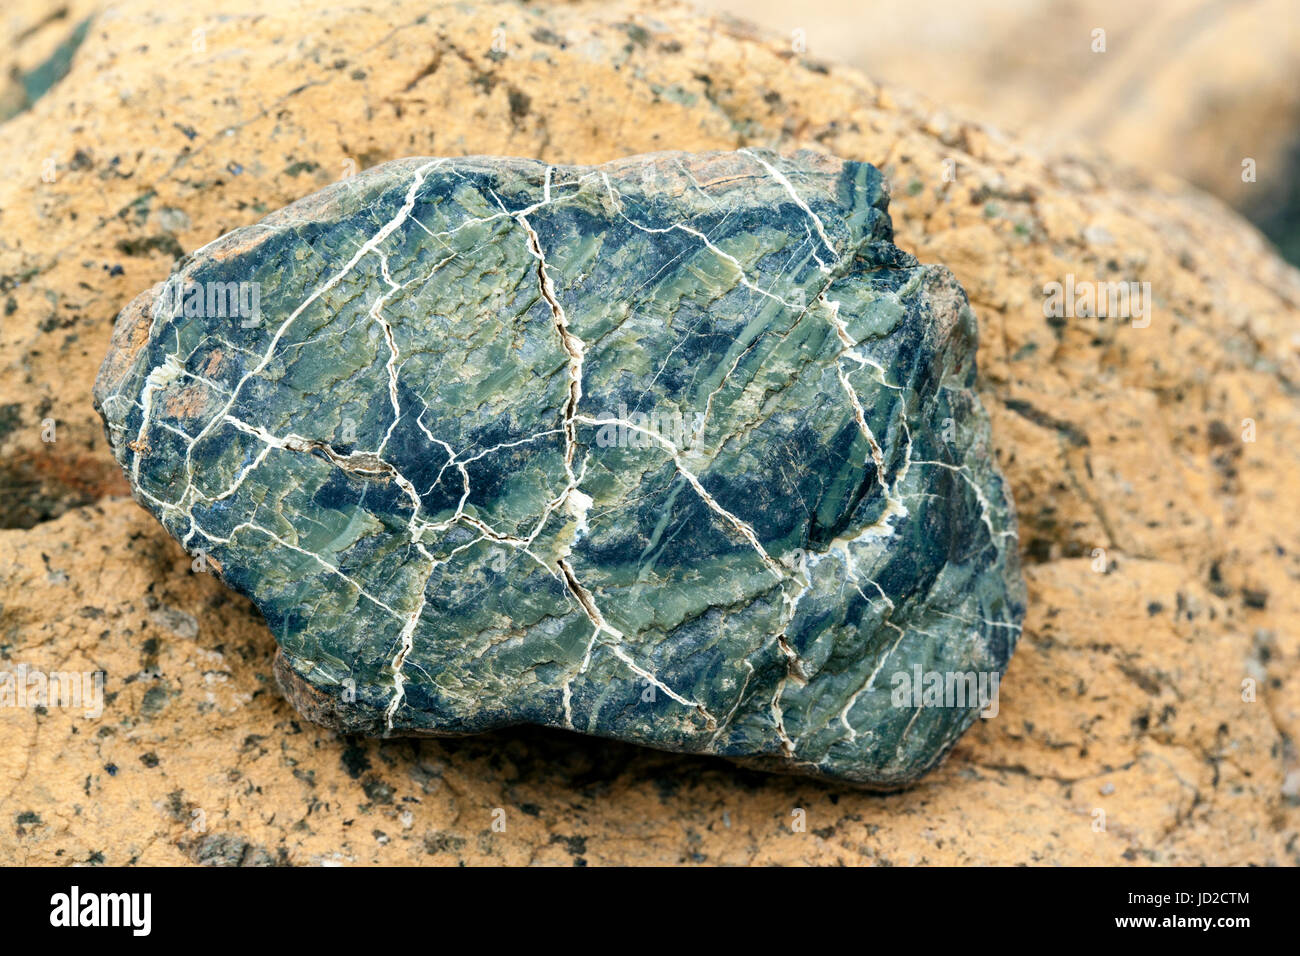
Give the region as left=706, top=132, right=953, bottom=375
left=0, top=0, right=1296, bottom=864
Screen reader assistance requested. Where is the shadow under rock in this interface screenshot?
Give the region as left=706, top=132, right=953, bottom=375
left=366, top=722, right=884, bottom=802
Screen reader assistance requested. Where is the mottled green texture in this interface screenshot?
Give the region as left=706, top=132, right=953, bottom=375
left=94, top=149, right=1025, bottom=787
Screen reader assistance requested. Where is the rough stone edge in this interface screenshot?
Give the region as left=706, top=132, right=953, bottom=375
left=96, top=150, right=1026, bottom=791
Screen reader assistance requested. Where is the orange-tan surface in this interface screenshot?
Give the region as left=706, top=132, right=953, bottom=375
left=0, top=0, right=1296, bottom=865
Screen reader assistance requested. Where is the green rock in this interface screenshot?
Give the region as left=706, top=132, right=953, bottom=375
left=94, top=149, right=1025, bottom=787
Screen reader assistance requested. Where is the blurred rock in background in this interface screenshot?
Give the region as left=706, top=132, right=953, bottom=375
left=1, top=2, right=98, bottom=122
left=694, top=0, right=1300, bottom=261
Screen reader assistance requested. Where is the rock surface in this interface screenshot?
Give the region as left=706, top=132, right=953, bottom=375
left=94, top=150, right=1025, bottom=787
left=698, top=0, right=1300, bottom=261
left=0, top=0, right=1297, bottom=864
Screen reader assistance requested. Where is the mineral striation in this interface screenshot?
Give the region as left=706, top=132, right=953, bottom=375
left=94, top=149, right=1025, bottom=787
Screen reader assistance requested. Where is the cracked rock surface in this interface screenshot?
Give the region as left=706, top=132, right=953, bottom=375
left=0, top=0, right=1297, bottom=864
left=94, top=150, right=1025, bottom=787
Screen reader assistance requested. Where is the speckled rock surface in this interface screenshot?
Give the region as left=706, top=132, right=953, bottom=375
left=1, top=0, right=1297, bottom=864
left=93, top=149, right=1024, bottom=787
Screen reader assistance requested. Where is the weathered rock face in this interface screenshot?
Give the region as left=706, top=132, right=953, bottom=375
left=3, top=0, right=1297, bottom=866
left=94, top=150, right=1024, bottom=787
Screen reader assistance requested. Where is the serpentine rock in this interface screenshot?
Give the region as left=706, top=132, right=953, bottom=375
left=93, top=149, right=1024, bottom=787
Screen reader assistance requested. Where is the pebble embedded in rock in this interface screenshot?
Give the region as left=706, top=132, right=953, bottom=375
left=94, top=148, right=1025, bottom=787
